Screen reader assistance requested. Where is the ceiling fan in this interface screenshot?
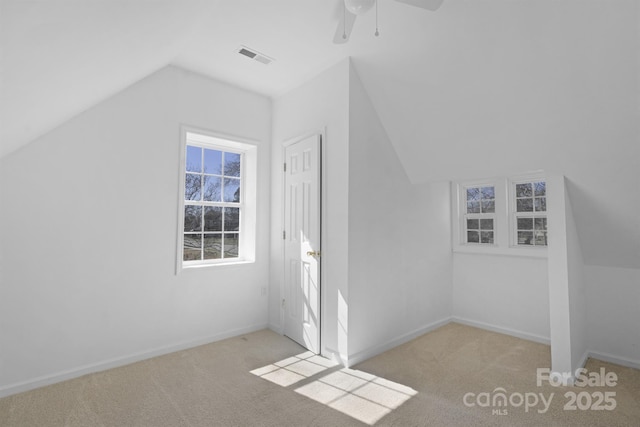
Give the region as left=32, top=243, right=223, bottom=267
left=334, top=0, right=444, bottom=44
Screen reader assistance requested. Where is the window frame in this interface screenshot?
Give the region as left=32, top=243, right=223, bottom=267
left=183, top=143, right=243, bottom=263
left=461, top=184, right=497, bottom=246
left=452, top=173, right=547, bottom=258
left=509, top=177, right=548, bottom=248
left=176, top=128, right=257, bottom=272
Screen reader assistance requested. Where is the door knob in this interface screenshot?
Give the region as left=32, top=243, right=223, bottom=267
left=306, top=251, right=321, bottom=257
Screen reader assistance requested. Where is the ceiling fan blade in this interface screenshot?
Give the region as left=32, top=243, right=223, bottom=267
left=394, top=0, right=444, bottom=11
left=333, top=8, right=357, bottom=44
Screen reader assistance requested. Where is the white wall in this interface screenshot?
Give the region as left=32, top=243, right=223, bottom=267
left=347, top=66, right=452, bottom=364
left=546, top=174, right=589, bottom=378
left=357, top=0, right=640, bottom=271
left=270, top=59, right=453, bottom=365
left=452, top=254, right=549, bottom=343
left=565, top=185, right=588, bottom=371
left=0, top=66, right=272, bottom=396
left=586, top=265, right=640, bottom=368
left=270, top=59, right=351, bottom=361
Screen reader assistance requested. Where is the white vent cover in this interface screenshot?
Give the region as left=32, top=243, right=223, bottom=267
left=237, top=46, right=274, bottom=65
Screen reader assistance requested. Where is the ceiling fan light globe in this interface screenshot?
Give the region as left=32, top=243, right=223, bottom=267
left=344, top=0, right=375, bottom=15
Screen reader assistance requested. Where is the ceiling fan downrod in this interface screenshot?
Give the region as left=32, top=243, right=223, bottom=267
left=343, top=3, right=347, bottom=39
left=375, top=0, right=379, bottom=36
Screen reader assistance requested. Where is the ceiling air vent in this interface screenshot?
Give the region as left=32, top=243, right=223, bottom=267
left=237, top=46, right=274, bottom=65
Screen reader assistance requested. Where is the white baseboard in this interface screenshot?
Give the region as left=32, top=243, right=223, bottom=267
left=346, top=317, right=452, bottom=367
left=588, top=351, right=640, bottom=371
left=0, top=323, right=268, bottom=399
left=450, top=318, right=640, bottom=373
left=268, top=322, right=283, bottom=335
left=576, top=350, right=590, bottom=370
left=555, top=350, right=591, bottom=386
left=451, top=316, right=551, bottom=345
left=556, top=350, right=639, bottom=387
left=4, top=320, right=637, bottom=399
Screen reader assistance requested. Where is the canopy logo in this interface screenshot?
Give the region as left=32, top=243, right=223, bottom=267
left=462, top=367, right=618, bottom=415
left=463, top=388, right=553, bottom=415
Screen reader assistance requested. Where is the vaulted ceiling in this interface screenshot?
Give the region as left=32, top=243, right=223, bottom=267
left=1, top=0, right=445, bottom=156
left=1, top=0, right=639, bottom=268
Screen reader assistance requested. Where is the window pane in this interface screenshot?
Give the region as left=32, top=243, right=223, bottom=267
left=516, top=198, right=534, bottom=212
left=467, top=219, right=479, bottom=230
left=224, top=233, right=239, bottom=258
left=183, top=234, right=202, bottom=261
left=467, top=231, right=480, bottom=243
left=184, top=206, right=202, bottom=232
left=481, top=200, right=495, bottom=213
left=535, top=218, right=547, bottom=231
left=204, top=207, right=223, bottom=232
left=535, top=231, right=548, bottom=246
left=467, top=201, right=480, bottom=214
left=203, top=176, right=222, bottom=202
left=534, top=182, right=546, bottom=196
left=480, top=231, right=494, bottom=244
left=466, top=188, right=480, bottom=202
left=224, top=152, right=241, bottom=177
left=481, top=187, right=495, bottom=199
left=224, top=178, right=241, bottom=202
left=517, top=217, right=533, bottom=230
left=535, top=197, right=546, bottom=212
left=480, top=219, right=493, bottom=230
left=516, top=183, right=532, bottom=197
left=185, top=173, right=201, bottom=201
left=518, top=231, right=534, bottom=245
left=186, top=146, right=202, bottom=173
left=203, top=149, right=222, bottom=175
left=225, top=207, right=240, bottom=231
left=203, top=234, right=222, bottom=260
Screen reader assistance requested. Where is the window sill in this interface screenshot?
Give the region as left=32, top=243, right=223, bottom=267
left=453, top=244, right=547, bottom=259
left=181, top=259, right=255, bottom=271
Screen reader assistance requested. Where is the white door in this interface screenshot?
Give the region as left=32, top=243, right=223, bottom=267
left=283, top=134, right=321, bottom=353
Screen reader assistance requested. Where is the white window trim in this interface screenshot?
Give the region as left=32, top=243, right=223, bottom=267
left=176, top=127, right=258, bottom=273
left=452, top=173, right=547, bottom=258
left=460, top=182, right=498, bottom=246
left=508, top=173, right=548, bottom=249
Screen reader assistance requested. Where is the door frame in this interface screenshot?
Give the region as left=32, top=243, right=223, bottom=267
left=280, top=129, right=325, bottom=355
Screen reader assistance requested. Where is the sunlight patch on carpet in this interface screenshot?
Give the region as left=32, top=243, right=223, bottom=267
left=251, top=354, right=417, bottom=425
left=296, top=368, right=417, bottom=425
left=250, top=351, right=338, bottom=387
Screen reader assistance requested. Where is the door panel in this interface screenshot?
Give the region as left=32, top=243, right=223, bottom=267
left=283, top=134, right=321, bottom=353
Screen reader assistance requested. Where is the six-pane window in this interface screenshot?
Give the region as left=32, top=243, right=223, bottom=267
left=514, top=181, right=547, bottom=246
left=183, top=145, right=242, bottom=261
left=465, top=186, right=495, bottom=244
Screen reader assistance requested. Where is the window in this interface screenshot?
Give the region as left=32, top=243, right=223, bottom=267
left=513, top=181, right=547, bottom=246
left=464, top=186, right=495, bottom=244
left=178, top=130, right=257, bottom=269
left=184, top=145, right=242, bottom=261
left=452, top=173, right=548, bottom=256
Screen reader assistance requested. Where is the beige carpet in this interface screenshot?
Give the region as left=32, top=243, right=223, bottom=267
left=1, top=322, right=639, bottom=426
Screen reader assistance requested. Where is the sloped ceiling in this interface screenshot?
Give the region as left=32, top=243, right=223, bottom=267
left=1, top=0, right=639, bottom=268
left=0, top=0, right=220, bottom=157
